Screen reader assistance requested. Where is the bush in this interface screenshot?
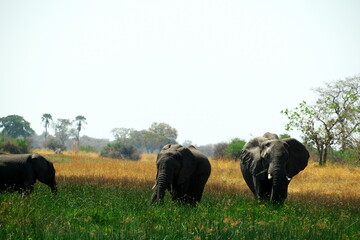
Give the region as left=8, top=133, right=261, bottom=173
left=226, top=138, right=246, bottom=160
left=79, top=145, right=98, bottom=153
left=0, top=137, right=31, bottom=154
left=100, top=142, right=141, bottom=161
left=45, top=136, right=66, bottom=151
left=332, top=148, right=360, bottom=165
left=213, top=142, right=229, bottom=160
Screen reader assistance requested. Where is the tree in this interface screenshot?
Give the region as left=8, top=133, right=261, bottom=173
left=111, top=128, right=135, bottom=143
left=41, top=113, right=52, bottom=140
left=314, top=76, right=360, bottom=150
left=282, top=76, right=360, bottom=165
left=282, top=101, right=332, bottom=165
left=148, top=122, right=178, bottom=144
left=0, top=115, right=35, bottom=139
left=74, top=115, right=87, bottom=146
left=54, top=119, right=72, bottom=148
left=147, top=122, right=178, bottom=152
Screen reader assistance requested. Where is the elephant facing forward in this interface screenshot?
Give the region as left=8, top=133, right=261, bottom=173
left=240, top=133, right=309, bottom=204
left=0, top=154, right=57, bottom=194
left=151, top=144, right=211, bottom=205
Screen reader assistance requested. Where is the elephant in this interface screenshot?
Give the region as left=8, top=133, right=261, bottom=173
left=0, top=154, right=57, bottom=194
left=151, top=144, right=211, bottom=205
left=240, top=133, right=309, bottom=204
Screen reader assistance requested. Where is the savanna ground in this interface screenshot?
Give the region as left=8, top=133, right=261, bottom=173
left=1, top=150, right=360, bottom=239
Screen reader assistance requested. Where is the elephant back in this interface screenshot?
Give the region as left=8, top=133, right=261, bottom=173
left=160, top=144, right=182, bottom=152
left=0, top=154, right=32, bottom=164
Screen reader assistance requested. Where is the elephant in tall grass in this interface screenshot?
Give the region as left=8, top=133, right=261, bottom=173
left=0, top=154, right=57, bottom=194
left=240, top=133, right=309, bottom=204
left=151, top=144, right=211, bottom=205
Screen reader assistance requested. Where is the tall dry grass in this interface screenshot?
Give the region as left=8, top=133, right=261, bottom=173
left=42, top=150, right=360, bottom=207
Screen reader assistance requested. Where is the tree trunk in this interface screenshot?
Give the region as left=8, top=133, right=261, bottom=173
left=317, top=147, right=324, bottom=165
left=323, top=146, right=328, bottom=165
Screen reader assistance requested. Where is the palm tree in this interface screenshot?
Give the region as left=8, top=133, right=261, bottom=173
left=75, top=115, right=87, bottom=146
left=41, top=113, right=52, bottom=140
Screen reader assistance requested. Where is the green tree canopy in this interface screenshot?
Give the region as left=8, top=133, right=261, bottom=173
left=0, top=115, right=35, bottom=138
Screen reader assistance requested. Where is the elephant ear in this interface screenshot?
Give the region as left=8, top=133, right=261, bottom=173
left=240, top=137, right=267, bottom=180
left=176, top=146, right=196, bottom=185
left=31, top=154, right=50, bottom=179
left=283, top=138, right=310, bottom=178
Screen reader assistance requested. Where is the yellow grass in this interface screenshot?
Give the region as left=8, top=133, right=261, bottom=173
left=39, top=150, right=360, bottom=207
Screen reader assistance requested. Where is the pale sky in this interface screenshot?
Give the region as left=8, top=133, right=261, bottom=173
left=1, top=0, right=359, bottom=145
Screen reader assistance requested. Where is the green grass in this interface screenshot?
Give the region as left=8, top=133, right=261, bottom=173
left=1, top=183, right=359, bottom=240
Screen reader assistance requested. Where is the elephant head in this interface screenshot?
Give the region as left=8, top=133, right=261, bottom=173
left=240, top=133, right=309, bottom=204
left=31, top=154, right=57, bottom=193
left=151, top=144, right=201, bottom=204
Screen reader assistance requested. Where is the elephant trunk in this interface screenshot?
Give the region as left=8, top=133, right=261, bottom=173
left=151, top=168, right=173, bottom=204
left=50, top=181, right=57, bottom=194
left=269, top=162, right=287, bottom=204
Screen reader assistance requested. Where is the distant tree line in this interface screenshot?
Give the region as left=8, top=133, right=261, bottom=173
left=41, top=114, right=87, bottom=150
left=1, top=75, right=360, bottom=165
left=110, top=122, right=178, bottom=153
left=99, top=122, right=178, bottom=160
left=0, top=114, right=89, bottom=153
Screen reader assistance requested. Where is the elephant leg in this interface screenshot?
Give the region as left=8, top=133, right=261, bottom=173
left=271, top=180, right=290, bottom=204
left=23, top=180, right=35, bottom=194
left=254, top=177, right=272, bottom=202
left=170, top=184, right=181, bottom=201
left=186, top=174, right=209, bottom=205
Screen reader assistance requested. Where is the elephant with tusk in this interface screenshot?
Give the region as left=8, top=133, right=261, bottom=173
left=240, top=132, right=309, bottom=204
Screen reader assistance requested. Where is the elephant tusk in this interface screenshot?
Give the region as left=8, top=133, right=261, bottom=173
left=286, top=176, right=292, bottom=181
left=268, top=173, right=272, bottom=180
left=152, top=183, right=157, bottom=190
left=255, top=169, right=268, bottom=177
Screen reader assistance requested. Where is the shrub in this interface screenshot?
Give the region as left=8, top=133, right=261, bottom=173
left=333, top=148, right=360, bottom=165
left=0, top=138, right=31, bottom=154
left=45, top=136, right=66, bottom=151
left=226, top=138, right=246, bottom=160
left=213, top=142, right=229, bottom=160
left=100, top=142, right=141, bottom=161
left=79, top=145, right=98, bottom=153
